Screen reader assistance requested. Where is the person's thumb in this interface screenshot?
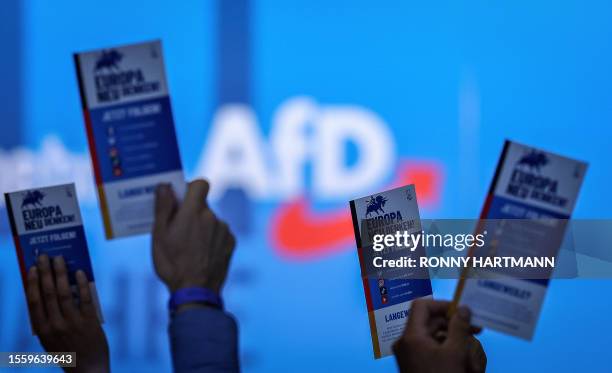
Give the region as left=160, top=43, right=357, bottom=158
left=444, top=306, right=473, bottom=349
left=468, top=336, right=487, bottom=373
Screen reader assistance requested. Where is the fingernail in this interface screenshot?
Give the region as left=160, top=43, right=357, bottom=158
left=76, top=270, right=87, bottom=282
left=157, top=183, right=170, bottom=196
left=458, top=306, right=471, bottom=322
left=53, top=256, right=64, bottom=266
left=37, top=254, right=48, bottom=264
left=28, top=266, right=37, bottom=276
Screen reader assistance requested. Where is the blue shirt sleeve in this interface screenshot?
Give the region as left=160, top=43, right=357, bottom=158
left=169, top=306, right=239, bottom=373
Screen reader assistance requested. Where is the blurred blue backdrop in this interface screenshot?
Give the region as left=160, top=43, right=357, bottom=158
left=0, top=1, right=610, bottom=372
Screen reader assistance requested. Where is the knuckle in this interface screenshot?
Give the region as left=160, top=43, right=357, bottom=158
left=218, top=220, right=228, bottom=231
left=58, top=292, right=72, bottom=303
left=443, top=344, right=464, bottom=359
left=200, top=179, right=210, bottom=190
left=204, top=207, right=215, bottom=217
left=227, top=236, right=236, bottom=252
left=402, top=335, right=420, bottom=347
left=54, top=264, right=66, bottom=276
left=80, top=294, right=92, bottom=304
left=37, top=325, right=52, bottom=337
left=202, top=210, right=215, bottom=222
left=42, top=287, right=56, bottom=298
left=27, top=293, right=40, bottom=306
left=50, top=319, right=67, bottom=333
left=72, top=318, right=85, bottom=329
left=77, top=280, right=89, bottom=291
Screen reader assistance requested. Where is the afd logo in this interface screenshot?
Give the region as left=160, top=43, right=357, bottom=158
left=21, top=190, right=45, bottom=209
left=195, top=97, right=442, bottom=258
left=365, top=195, right=388, bottom=217
left=95, top=50, right=123, bottom=72
left=517, top=150, right=549, bottom=173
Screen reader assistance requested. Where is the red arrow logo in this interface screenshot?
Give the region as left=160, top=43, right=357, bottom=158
left=270, top=160, right=443, bottom=259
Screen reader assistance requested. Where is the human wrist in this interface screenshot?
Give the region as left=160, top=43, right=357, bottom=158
left=174, top=303, right=216, bottom=314
left=168, top=286, right=224, bottom=313
left=166, top=272, right=221, bottom=293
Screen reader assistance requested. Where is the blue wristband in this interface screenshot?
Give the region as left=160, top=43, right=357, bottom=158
left=169, top=287, right=223, bottom=311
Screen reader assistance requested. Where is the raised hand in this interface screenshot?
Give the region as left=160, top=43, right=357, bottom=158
left=26, top=255, right=109, bottom=373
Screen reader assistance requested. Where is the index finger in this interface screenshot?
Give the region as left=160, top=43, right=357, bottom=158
left=406, top=299, right=451, bottom=335
left=53, top=256, right=80, bottom=322
left=178, top=179, right=210, bottom=216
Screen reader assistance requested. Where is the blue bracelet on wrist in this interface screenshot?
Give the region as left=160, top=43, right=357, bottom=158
left=169, top=287, right=223, bottom=311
